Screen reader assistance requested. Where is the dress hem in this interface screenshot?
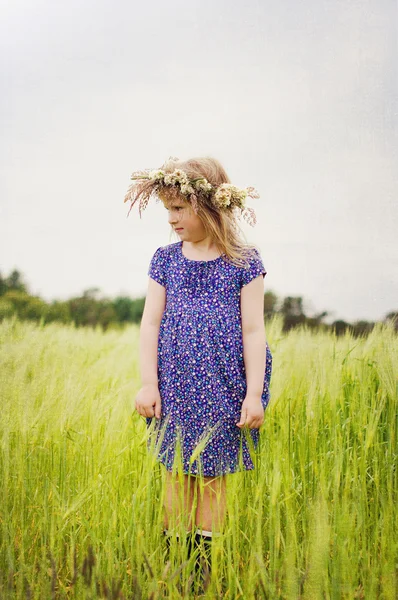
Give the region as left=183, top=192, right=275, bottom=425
left=155, top=456, right=257, bottom=478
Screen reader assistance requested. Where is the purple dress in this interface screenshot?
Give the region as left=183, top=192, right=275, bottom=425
left=146, top=240, right=273, bottom=477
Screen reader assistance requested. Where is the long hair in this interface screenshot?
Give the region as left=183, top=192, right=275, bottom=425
left=159, top=157, right=260, bottom=268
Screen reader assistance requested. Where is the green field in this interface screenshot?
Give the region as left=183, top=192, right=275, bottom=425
left=0, top=316, right=397, bottom=599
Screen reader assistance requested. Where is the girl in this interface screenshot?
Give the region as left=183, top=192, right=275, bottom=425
left=124, top=156, right=272, bottom=582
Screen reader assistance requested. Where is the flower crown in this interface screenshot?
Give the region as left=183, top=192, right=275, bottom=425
left=123, top=159, right=260, bottom=226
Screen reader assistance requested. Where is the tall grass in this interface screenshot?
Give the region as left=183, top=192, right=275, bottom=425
left=0, top=315, right=396, bottom=598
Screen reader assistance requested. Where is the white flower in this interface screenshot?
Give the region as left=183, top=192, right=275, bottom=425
left=213, top=184, right=233, bottom=208
left=180, top=183, right=195, bottom=195
left=163, top=174, right=173, bottom=185
left=194, top=178, right=213, bottom=193
left=235, top=189, right=248, bottom=207
left=164, top=168, right=189, bottom=186
left=211, top=183, right=251, bottom=209
left=148, top=169, right=165, bottom=181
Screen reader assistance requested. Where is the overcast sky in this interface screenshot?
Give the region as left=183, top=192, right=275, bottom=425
left=1, top=0, right=397, bottom=324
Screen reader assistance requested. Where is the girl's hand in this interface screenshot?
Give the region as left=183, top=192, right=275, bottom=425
left=236, top=395, right=264, bottom=429
left=135, top=384, right=162, bottom=419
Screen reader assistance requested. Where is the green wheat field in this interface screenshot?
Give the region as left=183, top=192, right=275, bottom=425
left=0, top=316, right=397, bottom=599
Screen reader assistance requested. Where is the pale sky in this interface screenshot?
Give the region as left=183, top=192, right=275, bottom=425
left=1, top=0, right=397, bottom=324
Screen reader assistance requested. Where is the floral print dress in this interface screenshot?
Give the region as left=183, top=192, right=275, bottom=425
left=145, top=240, right=273, bottom=477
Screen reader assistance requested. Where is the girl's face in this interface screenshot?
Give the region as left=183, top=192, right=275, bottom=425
left=164, top=198, right=207, bottom=241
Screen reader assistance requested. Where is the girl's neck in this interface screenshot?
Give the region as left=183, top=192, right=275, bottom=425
left=181, top=240, right=221, bottom=260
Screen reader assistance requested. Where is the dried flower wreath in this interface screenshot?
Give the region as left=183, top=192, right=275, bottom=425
left=123, top=157, right=260, bottom=227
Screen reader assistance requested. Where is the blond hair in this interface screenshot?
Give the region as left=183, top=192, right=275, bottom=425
left=159, top=157, right=260, bottom=268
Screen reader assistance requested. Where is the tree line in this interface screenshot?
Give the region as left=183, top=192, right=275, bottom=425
left=0, top=269, right=396, bottom=336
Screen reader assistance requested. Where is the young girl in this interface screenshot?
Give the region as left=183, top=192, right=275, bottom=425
left=124, top=156, right=273, bottom=581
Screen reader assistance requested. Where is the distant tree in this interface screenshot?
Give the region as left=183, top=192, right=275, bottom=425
left=281, top=296, right=304, bottom=316
left=2, top=290, right=32, bottom=318
left=332, top=320, right=352, bottom=336
left=0, top=272, right=7, bottom=296
left=67, top=289, right=119, bottom=330
left=306, top=311, right=329, bottom=331
left=68, top=294, right=99, bottom=328
left=264, top=291, right=278, bottom=320
left=113, top=296, right=136, bottom=323
left=353, top=320, right=376, bottom=336
left=5, top=270, right=28, bottom=294
left=385, top=311, right=398, bottom=332
left=97, top=300, right=117, bottom=331
left=0, top=297, right=14, bottom=320
left=83, top=287, right=102, bottom=300
left=130, top=298, right=146, bottom=323
left=44, top=301, right=71, bottom=324
left=21, top=297, right=48, bottom=322
left=280, top=296, right=306, bottom=331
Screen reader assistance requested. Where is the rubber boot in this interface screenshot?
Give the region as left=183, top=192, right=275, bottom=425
left=162, top=528, right=193, bottom=563
left=193, top=531, right=213, bottom=594
left=163, top=529, right=194, bottom=593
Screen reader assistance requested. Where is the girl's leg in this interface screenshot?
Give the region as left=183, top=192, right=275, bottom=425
left=195, top=475, right=227, bottom=533
left=163, top=469, right=197, bottom=532
left=193, top=475, right=227, bottom=588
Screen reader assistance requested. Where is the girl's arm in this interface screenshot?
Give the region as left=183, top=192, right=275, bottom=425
left=139, top=278, right=166, bottom=386
left=237, top=275, right=266, bottom=428
left=135, top=278, right=166, bottom=419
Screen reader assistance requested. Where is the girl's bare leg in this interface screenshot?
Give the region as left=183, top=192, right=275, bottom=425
left=195, top=475, right=227, bottom=532
left=163, top=469, right=197, bottom=532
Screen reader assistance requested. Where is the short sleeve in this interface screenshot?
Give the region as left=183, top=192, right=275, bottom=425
left=148, top=247, right=166, bottom=287
left=240, top=248, right=267, bottom=288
